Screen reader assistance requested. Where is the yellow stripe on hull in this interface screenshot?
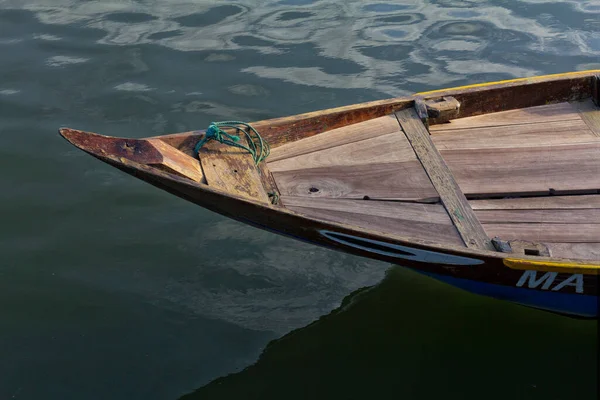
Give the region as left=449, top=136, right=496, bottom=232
left=415, top=69, right=600, bottom=96
left=504, top=258, right=600, bottom=275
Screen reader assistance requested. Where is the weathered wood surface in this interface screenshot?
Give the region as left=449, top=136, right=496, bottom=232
left=470, top=195, right=600, bottom=210
left=251, top=72, right=594, bottom=148
left=430, top=102, right=580, bottom=131
left=475, top=209, right=600, bottom=224
left=420, top=73, right=591, bottom=125
left=396, top=108, right=494, bottom=250
left=159, top=132, right=205, bottom=157
left=269, top=133, right=415, bottom=172
left=268, top=115, right=400, bottom=162
left=146, top=139, right=205, bottom=183
left=441, top=142, right=600, bottom=196
left=283, top=196, right=464, bottom=245
left=272, top=161, right=438, bottom=201
left=423, top=96, right=460, bottom=122
left=154, top=73, right=596, bottom=155
left=482, top=224, right=600, bottom=243
left=515, top=240, right=552, bottom=256
left=271, top=117, right=437, bottom=200
left=472, top=194, right=600, bottom=260
left=198, top=141, right=269, bottom=204
left=571, top=99, right=600, bottom=137
left=256, top=161, right=282, bottom=206
left=546, top=243, right=600, bottom=261
left=282, top=196, right=450, bottom=223
left=431, top=120, right=597, bottom=151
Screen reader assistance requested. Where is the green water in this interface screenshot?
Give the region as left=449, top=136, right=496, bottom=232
left=0, top=1, right=598, bottom=399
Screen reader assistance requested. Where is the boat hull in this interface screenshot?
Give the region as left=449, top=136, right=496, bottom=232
left=108, top=157, right=598, bottom=319
left=59, top=70, right=600, bottom=319
left=415, top=271, right=597, bottom=318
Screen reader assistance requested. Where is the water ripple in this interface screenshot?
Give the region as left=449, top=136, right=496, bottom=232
left=5, top=0, right=597, bottom=96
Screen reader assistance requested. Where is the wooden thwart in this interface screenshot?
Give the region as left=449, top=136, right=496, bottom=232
left=395, top=107, right=494, bottom=250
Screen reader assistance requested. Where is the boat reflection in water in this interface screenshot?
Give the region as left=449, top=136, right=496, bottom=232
left=179, top=267, right=597, bottom=400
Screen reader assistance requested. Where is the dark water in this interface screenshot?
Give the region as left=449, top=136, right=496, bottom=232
left=0, top=1, right=598, bottom=399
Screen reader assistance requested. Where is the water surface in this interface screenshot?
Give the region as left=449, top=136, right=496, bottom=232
left=0, top=1, right=598, bottom=399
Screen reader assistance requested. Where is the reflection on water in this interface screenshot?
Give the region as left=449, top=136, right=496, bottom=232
left=180, top=268, right=598, bottom=399
left=0, top=1, right=599, bottom=399
left=3, top=0, right=600, bottom=97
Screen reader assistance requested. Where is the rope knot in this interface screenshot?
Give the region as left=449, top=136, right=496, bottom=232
left=205, top=123, right=240, bottom=143
left=194, top=121, right=269, bottom=165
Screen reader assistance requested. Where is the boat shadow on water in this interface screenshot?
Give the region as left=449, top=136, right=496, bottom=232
left=178, top=266, right=598, bottom=400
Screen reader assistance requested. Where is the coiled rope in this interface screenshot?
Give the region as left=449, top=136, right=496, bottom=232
left=193, top=121, right=270, bottom=165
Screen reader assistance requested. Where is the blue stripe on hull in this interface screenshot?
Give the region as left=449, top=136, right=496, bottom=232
left=413, top=270, right=598, bottom=318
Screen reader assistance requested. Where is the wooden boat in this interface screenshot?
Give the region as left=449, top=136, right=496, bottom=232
left=60, top=70, right=600, bottom=318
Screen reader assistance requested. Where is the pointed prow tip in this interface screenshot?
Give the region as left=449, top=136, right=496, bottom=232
left=58, top=127, right=104, bottom=151
left=58, top=127, right=80, bottom=145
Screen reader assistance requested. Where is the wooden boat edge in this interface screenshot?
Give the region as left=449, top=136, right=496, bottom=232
left=155, top=69, right=600, bottom=150
left=58, top=70, right=600, bottom=296
left=59, top=126, right=600, bottom=272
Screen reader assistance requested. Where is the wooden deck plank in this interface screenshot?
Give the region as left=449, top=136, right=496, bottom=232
left=282, top=196, right=452, bottom=224
left=482, top=223, right=600, bottom=243
left=198, top=141, right=269, bottom=204
left=396, top=108, right=494, bottom=250
left=268, top=115, right=400, bottom=162
left=429, top=102, right=580, bottom=132
left=545, top=243, right=600, bottom=261
left=475, top=209, right=600, bottom=224
left=269, top=133, right=416, bottom=172
left=431, top=120, right=597, bottom=151
left=441, top=143, right=600, bottom=196
left=470, top=195, right=600, bottom=210
left=272, top=161, right=439, bottom=201
left=286, top=203, right=464, bottom=246
left=571, top=99, right=600, bottom=137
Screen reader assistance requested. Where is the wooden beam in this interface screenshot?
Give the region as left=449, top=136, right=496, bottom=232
left=423, top=96, right=460, bottom=124
left=146, top=139, right=205, bottom=183
left=395, top=107, right=495, bottom=250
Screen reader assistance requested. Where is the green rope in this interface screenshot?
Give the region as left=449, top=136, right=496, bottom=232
left=194, top=121, right=270, bottom=165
